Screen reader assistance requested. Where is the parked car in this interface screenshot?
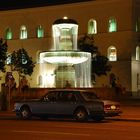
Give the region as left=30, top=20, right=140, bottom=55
left=14, top=89, right=105, bottom=122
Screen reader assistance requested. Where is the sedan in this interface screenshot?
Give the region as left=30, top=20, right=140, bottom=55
left=14, top=89, right=105, bottom=122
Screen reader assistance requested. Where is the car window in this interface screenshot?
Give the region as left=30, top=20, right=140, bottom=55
left=57, top=91, right=76, bottom=102
left=65, top=92, right=76, bottom=102
left=81, top=92, right=98, bottom=101
left=43, top=92, right=58, bottom=102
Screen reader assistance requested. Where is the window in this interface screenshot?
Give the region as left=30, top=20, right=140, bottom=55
left=6, top=54, right=12, bottom=65
left=136, top=46, right=140, bottom=60
left=88, top=19, right=97, bottom=34
left=108, top=17, right=117, bottom=32
left=37, top=25, right=44, bottom=38
left=81, top=92, right=98, bottom=101
left=108, top=46, right=117, bottom=61
left=5, top=28, right=12, bottom=40
left=6, top=53, right=27, bottom=65
left=136, top=17, right=140, bottom=32
left=20, top=25, right=27, bottom=39
left=21, top=54, right=27, bottom=64
left=43, top=92, right=58, bottom=102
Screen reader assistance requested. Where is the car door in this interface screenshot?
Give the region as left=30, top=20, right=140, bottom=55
left=32, top=91, right=59, bottom=115
left=32, top=91, right=77, bottom=115
left=55, top=91, right=78, bottom=115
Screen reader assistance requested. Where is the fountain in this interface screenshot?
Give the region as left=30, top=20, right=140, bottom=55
left=39, top=17, right=92, bottom=88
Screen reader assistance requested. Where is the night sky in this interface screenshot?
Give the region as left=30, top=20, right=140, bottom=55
left=0, top=0, right=92, bottom=10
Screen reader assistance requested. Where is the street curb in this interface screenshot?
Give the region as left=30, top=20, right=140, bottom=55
left=106, top=117, right=140, bottom=122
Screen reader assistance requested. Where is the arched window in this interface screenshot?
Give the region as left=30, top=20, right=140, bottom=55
left=108, top=46, right=117, bottom=61
left=136, top=17, right=140, bottom=32
left=21, top=54, right=27, bottom=64
left=20, top=25, right=27, bottom=39
left=6, top=53, right=12, bottom=65
left=37, top=25, right=44, bottom=38
left=136, top=46, right=140, bottom=60
left=108, top=17, right=117, bottom=32
left=88, top=19, right=97, bottom=34
left=5, top=28, right=12, bottom=40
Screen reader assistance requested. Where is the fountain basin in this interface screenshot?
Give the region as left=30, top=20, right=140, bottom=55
left=40, top=51, right=91, bottom=65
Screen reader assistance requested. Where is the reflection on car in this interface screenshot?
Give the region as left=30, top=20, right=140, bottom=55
left=14, top=89, right=105, bottom=122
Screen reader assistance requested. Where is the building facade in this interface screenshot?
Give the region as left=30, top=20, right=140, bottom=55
left=0, top=0, right=140, bottom=97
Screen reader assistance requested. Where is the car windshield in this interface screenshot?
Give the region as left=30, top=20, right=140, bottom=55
left=81, top=92, right=99, bottom=101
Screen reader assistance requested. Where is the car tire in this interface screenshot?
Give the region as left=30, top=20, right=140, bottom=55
left=74, top=108, right=88, bottom=122
left=20, top=106, right=31, bottom=120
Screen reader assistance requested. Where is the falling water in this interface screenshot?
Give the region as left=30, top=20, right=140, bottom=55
left=39, top=17, right=92, bottom=88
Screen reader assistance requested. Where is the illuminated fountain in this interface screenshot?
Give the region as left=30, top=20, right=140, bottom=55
left=39, top=17, right=92, bottom=88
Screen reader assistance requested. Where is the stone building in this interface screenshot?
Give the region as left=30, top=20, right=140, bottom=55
left=0, top=0, right=140, bottom=97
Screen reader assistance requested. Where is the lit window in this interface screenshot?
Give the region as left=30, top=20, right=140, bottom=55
left=22, top=54, right=27, bottom=64
left=108, top=17, right=117, bottom=32
left=136, top=17, right=140, bottom=32
left=136, top=46, right=140, bottom=60
left=20, top=25, right=27, bottom=39
left=6, top=54, right=12, bottom=65
left=88, top=19, right=97, bottom=34
left=108, top=46, right=117, bottom=61
left=37, top=25, right=44, bottom=38
left=5, top=28, right=12, bottom=40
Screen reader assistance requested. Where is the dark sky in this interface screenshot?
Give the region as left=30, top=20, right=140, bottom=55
left=0, top=0, right=92, bottom=10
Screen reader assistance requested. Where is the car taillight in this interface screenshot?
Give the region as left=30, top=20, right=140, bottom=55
left=110, top=105, right=116, bottom=110
left=104, top=104, right=120, bottom=110
left=115, top=105, right=120, bottom=109
left=104, top=105, right=111, bottom=110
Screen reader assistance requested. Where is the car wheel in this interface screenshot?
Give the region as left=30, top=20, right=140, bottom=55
left=20, top=106, right=31, bottom=120
left=74, top=108, right=88, bottom=122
